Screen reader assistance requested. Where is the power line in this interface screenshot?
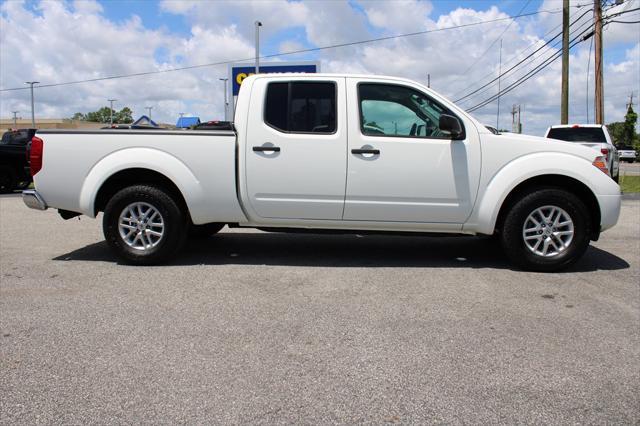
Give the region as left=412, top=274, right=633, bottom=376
left=459, top=0, right=533, bottom=77
left=454, top=4, right=639, bottom=105
left=454, top=7, right=595, bottom=104
left=450, top=20, right=565, bottom=99
left=0, top=6, right=583, bottom=93
left=467, top=24, right=593, bottom=112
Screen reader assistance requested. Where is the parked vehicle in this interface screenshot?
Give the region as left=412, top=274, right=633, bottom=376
left=22, top=74, right=621, bottom=271
left=0, top=128, right=35, bottom=192
left=544, top=124, right=620, bottom=182
left=617, top=146, right=637, bottom=163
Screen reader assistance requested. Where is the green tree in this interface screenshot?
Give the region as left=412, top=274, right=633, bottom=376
left=115, top=107, right=133, bottom=124
left=71, top=106, right=134, bottom=124
left=623, top=104, right=638, bottom=148
left=607, top=104, right=639, bottom=149
left=606, top=122, right=626, bottom=145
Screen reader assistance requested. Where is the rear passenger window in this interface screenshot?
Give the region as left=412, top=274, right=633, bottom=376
left=264, top=82, right=336, bottom=134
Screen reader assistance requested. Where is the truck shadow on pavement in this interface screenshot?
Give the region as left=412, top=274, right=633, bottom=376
left=53, top=231, right=630, bottom=272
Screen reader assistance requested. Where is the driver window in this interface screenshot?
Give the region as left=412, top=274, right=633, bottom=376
left=359, top=83, right=451, bottom=139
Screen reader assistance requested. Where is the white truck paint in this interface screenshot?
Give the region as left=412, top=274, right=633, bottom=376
left=24, top=74, right=622, bottom=270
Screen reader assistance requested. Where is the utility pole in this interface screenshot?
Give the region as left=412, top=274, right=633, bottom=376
left=255, top=21, right=262, bottom=74
left=561, top=0, right=570, bottom=124
left=219, top=78, right=229, bottom=121
left=511, top=104, right=522, bottom=134
left=108, top=99, right=117, bottom=126
left=25, top=81, right=39, bottom=128
left=11, top=111, right=19, bottom=127
left=594, top=0, right=604, bottom=124
left=496, top=40, right=502, bottom=130
left=145, top=106, right=153, bottom=120
left=427, top=73, right=431, bottom=88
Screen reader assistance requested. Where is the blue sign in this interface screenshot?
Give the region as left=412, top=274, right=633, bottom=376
left=232, top=64, right=317, bottom=96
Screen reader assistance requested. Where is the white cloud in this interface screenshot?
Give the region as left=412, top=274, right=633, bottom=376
left=0, top=0, right=638, bottom=135
left=361, top=0, right=433, bottom=32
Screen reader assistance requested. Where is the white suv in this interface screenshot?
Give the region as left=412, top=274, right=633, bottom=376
left=545, top=124, right=620, bottom=182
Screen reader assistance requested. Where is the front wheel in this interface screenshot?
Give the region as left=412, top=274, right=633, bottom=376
left=500, top=188, right=591, bottom=272
left=103, top=185, right=188, bottom=265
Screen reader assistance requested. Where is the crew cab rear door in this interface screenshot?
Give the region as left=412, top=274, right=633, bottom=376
left=245, top=77, right=347, bottom=220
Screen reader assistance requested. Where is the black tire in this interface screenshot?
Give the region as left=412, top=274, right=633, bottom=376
left=500, top=188, right=591, bottom=272
left=0, top=166, right=16, bottom=193
left=189, top=222, right=225, bottom=238
left=102, top=185, right=188, bottom=265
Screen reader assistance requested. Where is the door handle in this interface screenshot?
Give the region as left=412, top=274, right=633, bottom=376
left=351, top=148, right=380, bottom=155
left=253, top=146, right=281, bottom=152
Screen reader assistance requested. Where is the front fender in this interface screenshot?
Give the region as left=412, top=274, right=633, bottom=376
left=465, top=152, right=620, bottom=235
left=79, top=147, right=202, bottom=219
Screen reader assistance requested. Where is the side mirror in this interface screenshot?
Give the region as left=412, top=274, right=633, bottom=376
left=439, top=114, right=464, bottom=140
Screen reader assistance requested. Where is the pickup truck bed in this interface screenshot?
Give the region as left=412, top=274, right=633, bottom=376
left=32, top=129, right=246, bottom=224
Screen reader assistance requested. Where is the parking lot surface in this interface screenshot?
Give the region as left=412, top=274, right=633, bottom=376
left=1, top=195, right=639, bottom=423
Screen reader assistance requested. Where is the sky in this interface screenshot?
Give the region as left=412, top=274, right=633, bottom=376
left=0, top=0, right=638, bottom=136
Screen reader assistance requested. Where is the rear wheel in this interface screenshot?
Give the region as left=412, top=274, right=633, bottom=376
left=103, top=185, right=188, bottom=265
left=500, top=188, right=591, bottom=272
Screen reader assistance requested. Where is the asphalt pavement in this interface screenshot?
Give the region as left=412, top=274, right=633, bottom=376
left=1, top=194, right=639, bottom=424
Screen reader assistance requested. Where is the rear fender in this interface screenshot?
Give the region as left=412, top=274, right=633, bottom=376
left=79, top=148, right=202, bottom=219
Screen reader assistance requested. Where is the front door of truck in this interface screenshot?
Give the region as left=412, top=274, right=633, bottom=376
left=343, top=78, right=480, bottom=223
left=245, top=77, right=347, bottom=220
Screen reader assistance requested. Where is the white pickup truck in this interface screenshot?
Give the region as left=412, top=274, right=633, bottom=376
left=23, top=74, right=621, bottom=271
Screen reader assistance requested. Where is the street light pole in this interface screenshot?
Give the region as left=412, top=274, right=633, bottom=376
left=255, top=21, right=262, bottom=74
left=25, top=81, right=39, bottom=128
left=219, top=78, right=229, bottom=121
left=145, top=106, right=153, bottom=120
left=108, top=99, right=117, bottom=126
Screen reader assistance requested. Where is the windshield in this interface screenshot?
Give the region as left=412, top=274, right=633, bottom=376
left=547, top=127, right=606, bottom=143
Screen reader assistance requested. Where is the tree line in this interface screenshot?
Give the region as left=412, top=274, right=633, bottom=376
left=607, top=104, right=639, bottom=150
left=72, top=107, right=134, bottom=124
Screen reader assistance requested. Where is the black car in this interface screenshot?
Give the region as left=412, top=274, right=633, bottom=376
left=0, top=128, right=35, bottom=192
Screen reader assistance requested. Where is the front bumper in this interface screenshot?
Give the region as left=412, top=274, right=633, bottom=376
left=597, top=193, right=621, bottom=232
left=22, top=189, right=48, bottom=211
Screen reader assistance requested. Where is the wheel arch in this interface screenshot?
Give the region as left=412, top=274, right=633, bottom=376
left=78, top=148, right=202, bottom=222
left=94, top=168, right=190, bottom=219
left=494, top=174, right=601, bottom=240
